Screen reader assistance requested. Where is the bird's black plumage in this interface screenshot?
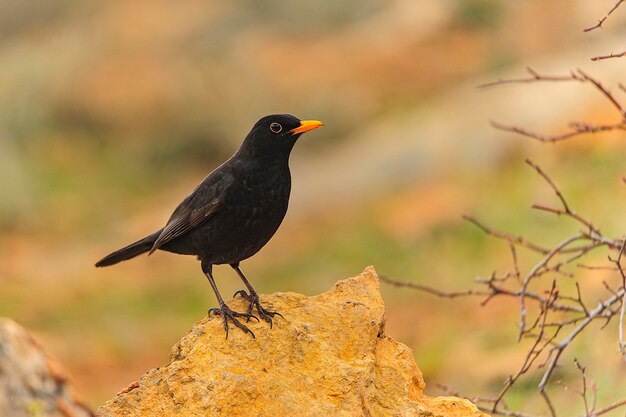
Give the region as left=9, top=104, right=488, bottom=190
left=96, top=114, right=324, bottom=337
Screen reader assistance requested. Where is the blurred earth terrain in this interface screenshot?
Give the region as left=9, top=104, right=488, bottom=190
left=0, top=0, right=625, bottom=414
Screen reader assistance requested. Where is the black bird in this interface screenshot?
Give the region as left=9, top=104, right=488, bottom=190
left=96, top=114, right=324, bottom=337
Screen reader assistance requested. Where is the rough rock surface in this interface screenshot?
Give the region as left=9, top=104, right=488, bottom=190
left=98, top=267, right=487, bottom=417
left=0, top=318, right=93, bottom=417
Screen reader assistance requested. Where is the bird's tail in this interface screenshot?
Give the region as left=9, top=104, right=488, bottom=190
left=95, top=229, right=163, bottom=267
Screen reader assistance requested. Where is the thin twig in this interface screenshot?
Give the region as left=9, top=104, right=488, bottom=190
left=526, top=159, right=601, bottom=235
left=491, top=121, right=626, bottom=144
left=591, top=50, right=626, bottom=61
left=610, top=239, right=626, bottom=360
left=485, top=68, right=626, bottom=143
left=583, top=0, right=625, bottom=32
left=382, top=161, right=626, bottom=417
left=537, top=288, right=626, bottom=392
left=578, top=398, right=626, bottom=417
left=577, top=69, right=626, bottom=119
left=380, top=274, right=583, bottom=313
left=479, top=67, right=578, bottom=88
left=378, top=275, right=478, bottom=298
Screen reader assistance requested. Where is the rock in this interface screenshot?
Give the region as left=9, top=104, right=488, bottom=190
left=98, top=267, right=487, bottom=417
left=0, top=318, right=93, bottom=417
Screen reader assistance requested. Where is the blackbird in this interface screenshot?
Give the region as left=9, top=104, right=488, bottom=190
left=96, top=114, right=324, bottom=338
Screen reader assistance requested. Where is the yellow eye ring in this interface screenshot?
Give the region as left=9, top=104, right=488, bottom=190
left=270, top=122, right=282, bottom=133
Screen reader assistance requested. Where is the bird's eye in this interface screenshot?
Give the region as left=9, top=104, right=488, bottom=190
left=269, top=122, right=282, bottom=134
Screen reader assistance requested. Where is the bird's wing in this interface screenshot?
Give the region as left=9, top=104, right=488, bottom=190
left=149, top=170, right=233, bottom=254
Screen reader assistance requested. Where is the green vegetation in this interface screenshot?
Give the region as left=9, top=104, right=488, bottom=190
left=454, top=0, right=503, bottom=30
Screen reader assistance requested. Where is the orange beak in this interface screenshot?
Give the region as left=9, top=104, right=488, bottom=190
left=289, top=120, right=324, bottom=135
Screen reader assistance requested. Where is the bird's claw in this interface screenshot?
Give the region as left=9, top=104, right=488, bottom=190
left=208, top=304, right=258, bottom=339
left=233, top=290, right=283, bottom=328
left=233, top=289, right=251, bottom=299
left=256, top=304, right=284, bottom=329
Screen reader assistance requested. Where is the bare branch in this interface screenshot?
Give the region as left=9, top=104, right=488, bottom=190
left=573, top=359, right=591, bottom=416
left=381, top=161, right=626, bottom=417
left=519, top=234, right=584, bottom=339
left=485, top=68, right=626, bottom=143
left=577, top=69, right=626, bottom=118
left=609, top=239, right=626, bottom=360
left=491, top=121, right=626, bottom=144
left=591, top=50, right=626, bottom=61
left=608, top=240, right=626, bottom=366
left=576, top=264, right=618, bottom=271
left=479, top=67, right=578, bottom=88
left=525, top=159, right=601, bottom=235
left=582, top=398, right=626, bottom=417
left=380, top=273, right=583, bottom=313
left=378, top=275, right=478, bottom=298
left=525, top=159, right=571, bottom=213
left=492, top=282, right=558, bottom=412
left=583, top=0, right=625, bottom=32
left=537, top=287, right=625, bottom=392
left=463, top=215, right=551, bottom=254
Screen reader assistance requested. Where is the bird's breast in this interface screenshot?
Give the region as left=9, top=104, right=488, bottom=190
left=198, top=166, right=291, bottom=263
left=236, top=167, right=291, bottom=217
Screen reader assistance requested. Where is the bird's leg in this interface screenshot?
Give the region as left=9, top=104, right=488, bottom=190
left=231, top=263, right=284, bottom=327
left=201, top=261, right=258, bottom=339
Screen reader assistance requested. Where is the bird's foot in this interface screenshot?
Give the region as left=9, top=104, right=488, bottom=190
left=233, top=290, right=284, bottom=328
left=208, top=303, right=258, bottom=339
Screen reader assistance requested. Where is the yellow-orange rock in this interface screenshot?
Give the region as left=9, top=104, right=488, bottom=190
left=97, top=267, right=488, bottom=417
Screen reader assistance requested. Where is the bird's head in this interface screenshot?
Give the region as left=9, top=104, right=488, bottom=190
left=239, top=114, right=324, bottom=159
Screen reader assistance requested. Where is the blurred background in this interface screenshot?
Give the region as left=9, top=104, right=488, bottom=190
left=1, top=0, right=625, bottom=414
